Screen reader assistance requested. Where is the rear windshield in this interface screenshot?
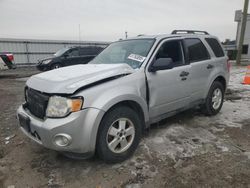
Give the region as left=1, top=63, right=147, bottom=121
left=205, top=38, right=225, bottom=57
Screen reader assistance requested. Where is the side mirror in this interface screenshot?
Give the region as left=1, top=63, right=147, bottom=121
left=149, top=58, right=173, bottom=72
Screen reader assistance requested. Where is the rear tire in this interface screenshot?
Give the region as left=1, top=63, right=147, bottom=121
left=96, top=106, right=142, bottom=163
left=202, top=81, right=225, bottom=116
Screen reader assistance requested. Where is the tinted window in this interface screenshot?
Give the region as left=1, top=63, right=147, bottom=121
left=242, top=45, right=249, bottom=55
left=54, top=48, right=69, bottom=57
left=67, top=49, right=79, bottom=57
left=205, top=38, right=225, bottom=57
left=185, top=38, right=210, bottom=63
left=79, top=47, right=92, bottom=56
left=79, top=47, right=103, bottom=56
left=155, top=40, right=184, bottom=66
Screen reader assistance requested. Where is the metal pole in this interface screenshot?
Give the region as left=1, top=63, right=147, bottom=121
left=79, top=24, right=81, bottom=42
left=236, top=0, right=249, bottom=65
left=25, top=41, right=30, bottom=64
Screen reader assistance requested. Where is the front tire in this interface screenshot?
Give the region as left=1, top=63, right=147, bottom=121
left=96, top=106, right=142, bottom=163
left=202, top=81, right=225, bottom=116
left=50, top=63, right=61, bottom=70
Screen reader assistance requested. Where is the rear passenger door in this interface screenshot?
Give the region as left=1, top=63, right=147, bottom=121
left=184, top=38, right=212, bottom=102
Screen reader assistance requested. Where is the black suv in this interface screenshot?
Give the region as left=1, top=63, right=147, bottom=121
left=37, top=46, right=104, bottom=71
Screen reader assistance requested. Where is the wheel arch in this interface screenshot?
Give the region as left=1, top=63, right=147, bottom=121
left=204, top=74, right=227, bottom=99
left=92, top=95, right=149, bottom=148
left=104, top=100, right=147, bottom=129
left=213, top=76, right=226, bottom=91
left=95, top=100, right=145, bottom=162
left=50, top=62, right=61, bottom=69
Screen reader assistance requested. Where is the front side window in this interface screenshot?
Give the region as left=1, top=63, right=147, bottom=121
left=66, top=49, right=79, bottom=57
left=90, top=39, right=155, bottom=69
left=54, top=48, right=69, bottom=57
left=185, top=38, right=210, bottom=63
left=154, top=40, right=184, bottom=67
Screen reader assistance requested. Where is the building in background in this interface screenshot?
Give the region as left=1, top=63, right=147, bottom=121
left=222, top=39, right=237, bottom=60
left=0, top=38, right=109, bottom=65
left=235, top=9, right=250, bottom=63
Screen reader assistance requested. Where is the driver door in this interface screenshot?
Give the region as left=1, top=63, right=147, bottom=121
left=146, top=39, right=192, bottom=119
left=62, top=48, right=81, bottom=65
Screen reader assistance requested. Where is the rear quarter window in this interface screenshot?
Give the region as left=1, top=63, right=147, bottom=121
left=184, top=38, right=210, bottom=63
left=205, top=38, right=225, bottom=57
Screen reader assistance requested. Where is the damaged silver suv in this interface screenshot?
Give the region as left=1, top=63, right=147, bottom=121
left=17, top=30, right=230, bottom=163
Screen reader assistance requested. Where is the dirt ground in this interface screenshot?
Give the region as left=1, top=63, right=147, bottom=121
left=0, top=66, right=250, bottom=188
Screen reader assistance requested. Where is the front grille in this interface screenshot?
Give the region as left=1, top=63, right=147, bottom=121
left=26, top=87, right=49, bottom=119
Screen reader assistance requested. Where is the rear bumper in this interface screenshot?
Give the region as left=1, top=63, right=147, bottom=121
left=17, top=105, right=105, bottom=156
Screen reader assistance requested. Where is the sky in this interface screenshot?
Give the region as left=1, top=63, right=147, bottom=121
left=0, top=0, right=246, bottom=42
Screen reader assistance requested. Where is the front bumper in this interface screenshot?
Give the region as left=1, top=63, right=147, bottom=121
left=17, top=105, right=105, bottom=156
left=36, top=63, right=49, bottom=71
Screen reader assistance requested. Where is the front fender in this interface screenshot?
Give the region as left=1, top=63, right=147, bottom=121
left=85, top=86, right=149, bottom=124
left=102, top=94, right=149, bottom=122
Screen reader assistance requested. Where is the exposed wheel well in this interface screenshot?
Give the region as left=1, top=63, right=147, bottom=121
left=104, top=100, right=146, bottom=130
left=214, top=76, right=226, bottom=91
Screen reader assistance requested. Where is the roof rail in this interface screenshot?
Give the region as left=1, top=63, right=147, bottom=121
left=171, top=30, right=209, bottom=35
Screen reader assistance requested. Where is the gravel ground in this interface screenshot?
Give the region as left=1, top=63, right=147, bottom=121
left=0, top=65, right=250, bottom=188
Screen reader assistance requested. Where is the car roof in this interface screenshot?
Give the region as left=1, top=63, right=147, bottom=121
left=68, top=46, right=104, bottom=49
left=70, top=45, right=103, bottom=48
left=126, top=33, right=218, bottom=41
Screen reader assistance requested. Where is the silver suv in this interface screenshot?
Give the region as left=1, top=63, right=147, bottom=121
left=17, top=30, right=230, bottom=163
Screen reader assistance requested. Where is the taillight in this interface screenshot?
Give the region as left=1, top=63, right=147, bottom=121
left=6, top=54, right=14, bottom=62
left=226, top=59, right=231, bottom=72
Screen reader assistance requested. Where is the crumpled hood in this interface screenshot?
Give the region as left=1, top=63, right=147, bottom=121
left=27, top=64, right=135, bottom=94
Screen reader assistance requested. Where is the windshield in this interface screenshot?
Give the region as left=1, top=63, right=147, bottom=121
left=54, top=48, right=69, bottom=57
left=90, top=39, right=155, bottom=69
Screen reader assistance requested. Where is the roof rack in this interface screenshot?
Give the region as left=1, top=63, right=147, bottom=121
left=171, top=30, right=209, bottom=35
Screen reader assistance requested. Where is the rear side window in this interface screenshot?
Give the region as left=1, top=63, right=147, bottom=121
left=185, top=38, right=210, bottom=63
left=79, top=47, right=92, bottom=56
left=205, top=38, right=225, bottom=57
left=79, top=47, right=103, bottom=56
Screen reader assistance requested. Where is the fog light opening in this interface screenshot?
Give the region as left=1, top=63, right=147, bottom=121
left=54, top=134, right=72, bottom=147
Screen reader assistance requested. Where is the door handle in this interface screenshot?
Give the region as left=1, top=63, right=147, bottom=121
left=181, top=77, right=187, bottom=81
left=207, top=64, right=214, bottom=69
left=180, top=71, right=189, bottom=77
